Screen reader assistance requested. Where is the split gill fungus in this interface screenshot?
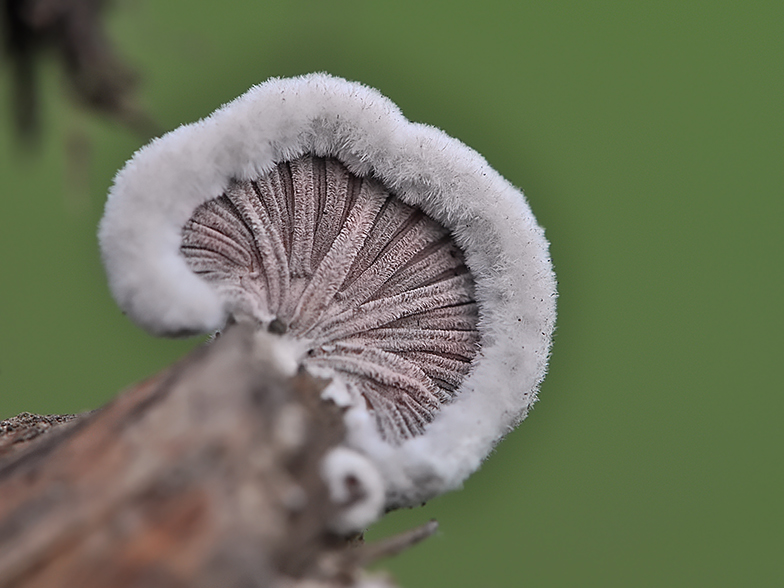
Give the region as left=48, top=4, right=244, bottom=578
left=99, top=73, right=557, bottom=509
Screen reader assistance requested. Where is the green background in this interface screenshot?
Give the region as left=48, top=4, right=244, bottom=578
left=1, top=1, right=781, bottom=586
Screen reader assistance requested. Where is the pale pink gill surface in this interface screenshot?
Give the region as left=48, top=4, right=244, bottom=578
left=180, top=154, right=479, bottom=443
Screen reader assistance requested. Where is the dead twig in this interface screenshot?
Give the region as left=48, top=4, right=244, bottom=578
left=0, top=325, right=434, bottom=587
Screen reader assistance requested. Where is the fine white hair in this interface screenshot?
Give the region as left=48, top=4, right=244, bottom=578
left=99, top=73, right=557, bottom=509
left=321, top=447, right=385, bottom=534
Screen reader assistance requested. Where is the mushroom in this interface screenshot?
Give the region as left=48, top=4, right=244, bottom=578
left=99, top=73, right=557, bottom=514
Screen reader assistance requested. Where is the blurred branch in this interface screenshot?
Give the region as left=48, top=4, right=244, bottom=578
left=0, top=325, right=425, bottom=587
left=1, top=0, right=157, bottom=144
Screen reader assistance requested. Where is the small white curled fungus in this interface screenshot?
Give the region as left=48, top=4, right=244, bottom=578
left=99, top=73, right=557, bottom=511
left=320, top=447, right=385, bottom=534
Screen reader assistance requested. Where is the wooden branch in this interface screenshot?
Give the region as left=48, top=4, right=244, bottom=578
left=0, top=325, right=426, bottom=587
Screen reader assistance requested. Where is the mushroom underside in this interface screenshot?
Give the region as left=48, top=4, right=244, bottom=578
left=180, top=154, right=480, bottom=443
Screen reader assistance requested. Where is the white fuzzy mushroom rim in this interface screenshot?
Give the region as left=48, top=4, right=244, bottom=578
left=99, top=73, right=556, bottom=508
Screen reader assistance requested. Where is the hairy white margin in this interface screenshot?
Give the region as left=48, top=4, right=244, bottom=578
left=99, top=73, right=557, bottom=509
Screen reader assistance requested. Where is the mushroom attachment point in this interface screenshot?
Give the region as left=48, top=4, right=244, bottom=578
left=99, top=73, right=557, bottom=511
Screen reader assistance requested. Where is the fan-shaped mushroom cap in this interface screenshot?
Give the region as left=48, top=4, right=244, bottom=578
left=99, top=73, right=557, bottom=509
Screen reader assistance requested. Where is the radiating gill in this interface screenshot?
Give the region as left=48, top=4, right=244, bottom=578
left=181, top=154, right=480, bottom=442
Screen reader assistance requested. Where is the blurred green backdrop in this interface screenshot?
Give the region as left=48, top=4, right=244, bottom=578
left=1, top=1, right=781, bottom=586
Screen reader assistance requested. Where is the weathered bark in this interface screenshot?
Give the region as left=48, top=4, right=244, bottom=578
left=0, top=325, right=433, bottom=587
left=0, top=413, right=83, bottom=460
